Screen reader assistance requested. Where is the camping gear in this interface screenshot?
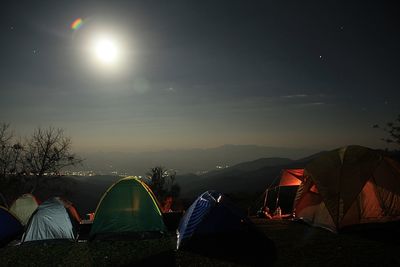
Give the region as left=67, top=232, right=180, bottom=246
left=294, top=145, right=400, bottom=232
left=177, top=191, right=254, bottom=249
left=0, top=206, right=23, bottom=247
left=90, top=176, right=166, bottom=239
left=9, top=194, right=40, bottom=225
left=22, top=197, right=80, bottom=242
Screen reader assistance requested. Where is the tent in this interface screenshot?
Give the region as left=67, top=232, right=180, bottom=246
left=279, top=169, right=304, bottom=187
left=22, top=197, right=80, bottom=242
left=9, top=194, right=40, bottom=225
left=294, top=145, right=400, bottom=232
left=177, top=191, right=254, bottom=249
left=90, top=176, right=166, bottom=238
left=261, top=169, right=304, bottom=216
left=0, top=193, right=7, bottom=208
left=0, top=206, right=23, bottom=247
left=177, top=191, right=275, bottom=265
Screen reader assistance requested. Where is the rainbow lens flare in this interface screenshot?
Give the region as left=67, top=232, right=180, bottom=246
left=71, top=18, right=83, bottom=30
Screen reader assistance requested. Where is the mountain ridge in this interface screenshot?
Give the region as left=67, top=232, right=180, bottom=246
left=75, top=144, right=318, bottom=175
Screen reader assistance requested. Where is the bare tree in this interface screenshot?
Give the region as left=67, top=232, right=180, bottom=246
left=146, top=166, right=180, bottom=201
left=0, top=123, right=18, bottom=179
left=0, top=123, right=24, bottom=207
left=374, top=114, right=400, bottom=148
left=24, top=127, right=82, bottom=192
left=146, top=166, right=169, bottom=198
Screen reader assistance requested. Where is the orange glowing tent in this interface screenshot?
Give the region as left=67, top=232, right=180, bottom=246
left=279, top=169, right=304, bottom=187
left=294, top=145, right=400, bottom=232
left=263, top=169, right=304, bottom=215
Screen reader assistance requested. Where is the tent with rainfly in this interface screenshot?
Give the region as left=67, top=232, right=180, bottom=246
left=177, top=191, right=255, bottom=249
left=294, top=145, right=400, bottom=232
left=22, top=197, right=81, bottom=242
left=9, top=194, right=40, bottom=225
left=177, top=191, right=275, bottom=265
left=90, top=176, right=166, bottom=239
left=0, top=206, right=23, bottom=247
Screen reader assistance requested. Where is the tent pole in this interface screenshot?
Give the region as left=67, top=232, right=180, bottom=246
left=263, top=189, right=269, bottom=208
left=275, top=185, right=281, bottom=210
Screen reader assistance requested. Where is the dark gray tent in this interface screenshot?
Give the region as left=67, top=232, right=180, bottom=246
left=22, top=197, right=80, bottom=242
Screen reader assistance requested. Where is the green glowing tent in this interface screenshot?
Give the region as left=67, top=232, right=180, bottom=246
left=90, top=176, right=166, bottom=238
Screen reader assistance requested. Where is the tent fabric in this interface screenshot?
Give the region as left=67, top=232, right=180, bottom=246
left=177, top=191, right=214, bottom=247
left=90, top=176, right=166, bottom=238
left=279, top=169, right=304, bottom=187
left=294, top=145, right=400, bottom=232
left=22, top=197, right=79, bottom=242
left=60, top=198, right=81, bottom=223
left=0, top=195, right=7, bottom=208
left=177, top=191, right=252, bottom=249
left=0, top=206, right=23, bottom=246
left=9, top=194, right=40, bottom=225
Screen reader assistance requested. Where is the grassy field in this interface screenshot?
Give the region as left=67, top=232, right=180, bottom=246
left=256, top=218, right=400, bottom=267
left=1, top=219, right=400, bottom=266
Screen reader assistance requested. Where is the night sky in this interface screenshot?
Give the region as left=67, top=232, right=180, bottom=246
left=1, top=1, right=399, bottom=153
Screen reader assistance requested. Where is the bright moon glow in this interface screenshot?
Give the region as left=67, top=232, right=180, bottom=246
left=93, top=37, right=119, bottom=64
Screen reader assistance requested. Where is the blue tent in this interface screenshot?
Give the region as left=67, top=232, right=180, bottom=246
left=22, top=197, right=80, bottom=243
left=0, top=206, right=23, bottom=247
left=177, top=191, right=252, bottom=249
left=177, top=191, right=276, bottom=265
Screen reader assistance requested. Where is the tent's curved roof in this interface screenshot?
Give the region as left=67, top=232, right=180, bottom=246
left=0, top=206, right=23, bottom=246
left=177, top=191, right=251, bottom=249
left=9, top=194, right=40, bottom=225
left=90, top=176, right=166, bottom=237
left=302, top=145, right=400, bottom=227
left=22, top=197, right=78, bottom=242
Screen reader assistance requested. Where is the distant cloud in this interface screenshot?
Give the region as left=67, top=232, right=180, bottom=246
left=165, top=87, right=176, bottom=93
left=300, top=102, right=325, bottom=106
left=280, top=94, right=329, bottom=107
left=282, top=94, right=308, bottom=98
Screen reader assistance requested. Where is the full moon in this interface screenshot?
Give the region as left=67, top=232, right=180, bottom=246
left=93, top=37, right=119, bottom=64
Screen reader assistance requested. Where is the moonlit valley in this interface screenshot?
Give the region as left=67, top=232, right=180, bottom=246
left=1, top=1, right=400, bottom=266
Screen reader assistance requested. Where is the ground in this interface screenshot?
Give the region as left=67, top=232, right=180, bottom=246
left=1, top=219, right=400, bottom=266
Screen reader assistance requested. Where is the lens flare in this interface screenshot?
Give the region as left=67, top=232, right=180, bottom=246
left=71, top=18, right=83, bottom=30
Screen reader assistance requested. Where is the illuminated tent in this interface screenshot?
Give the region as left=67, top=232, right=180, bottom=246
left=22, top=197, right=80, bottom=242
left=177, top=191, right=253, bottom=249
left=262, top=169, right=304, bottom=214
left=0, top=206, right=23, bottom=247
left=294, top=145, right=400, bottom=232
left=90, top=176, right=166, bottom=239
left=9, top=194, right=40, bottom=225
left=279, top=169, right=304, bottom=187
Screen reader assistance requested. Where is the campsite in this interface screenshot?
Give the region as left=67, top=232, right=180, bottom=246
left=1, top=145, right=400, bottom=266
left=1, top=1, right=400, bottom=266
left=1, top=217, right=400, bottom=266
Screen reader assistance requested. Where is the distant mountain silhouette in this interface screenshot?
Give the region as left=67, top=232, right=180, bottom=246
left=76, top=144, right=318, bottom=175
left=176, top=152, right=324, bottom=198
left=54, top=150, right=325, bottom=215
